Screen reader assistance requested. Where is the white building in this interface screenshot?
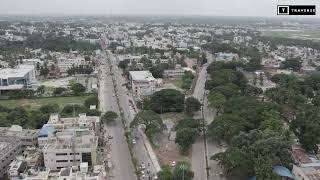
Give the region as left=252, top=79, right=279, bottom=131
left=215, top=52, right=239, bottom=62
left=0, top=65, right=37, bottom=93
left=24, top=163, right=106, bottom=180
left=57, top=57, right=87, bottom=73
left=129, top=71, right=156, bottom=98
left=38, top=114, right=100, bottom=170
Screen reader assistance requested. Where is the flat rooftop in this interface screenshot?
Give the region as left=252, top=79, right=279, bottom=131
left=129, top=71, right=155, bottom=81
left=0, top=65, right=34, bottom=79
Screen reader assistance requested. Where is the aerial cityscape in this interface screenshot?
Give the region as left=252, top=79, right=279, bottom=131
left=0, top=0, right=320, bottom=180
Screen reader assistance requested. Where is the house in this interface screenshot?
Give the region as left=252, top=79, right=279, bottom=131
left=129, top=71, right=156, bottom=98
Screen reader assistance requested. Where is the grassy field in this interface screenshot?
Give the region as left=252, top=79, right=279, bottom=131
left=0, top=95, right=92, bottom=109
left=261, top=29, right=320, bottom=41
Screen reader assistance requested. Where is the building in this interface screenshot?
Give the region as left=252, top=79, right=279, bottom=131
left=0, top=137, right=22, bottom=178
left=0, top=65, right=37, bottom=94
left=0, top=125, right=38, bottom=149
left=129, top=71, right=156, bottom=98
left=163, top=64, right=185, bottom=79
left=38, top=114, right=100, bottom=170
left=57, top=57, right=87, bottom=74
left=16, top=146, right=43, bottom=168
left=215, top=52, right=239, bottom=62
left=24, top=163, right=106, bottom=180
left=291, top=146, right=320, bottom=180
left=7, top=160, right=27, bottom=179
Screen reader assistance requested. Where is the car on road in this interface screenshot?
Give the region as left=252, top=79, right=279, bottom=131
left=132, top=139, right=136, bottom=144
left=141, top=170, right=145, bottom=178
left=140, top=162, right=146, bottom=169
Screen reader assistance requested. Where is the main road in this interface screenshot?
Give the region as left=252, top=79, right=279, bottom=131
left=98, top=49, right=137, bottom=180
left=108, top=50, right=158, bottom=179
left=191, top=52, right=225, bottom=180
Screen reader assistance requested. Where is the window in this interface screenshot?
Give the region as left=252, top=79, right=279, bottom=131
left=56, top=153, right=68, bottom=156
left=56, top=160, right=68, bottom=163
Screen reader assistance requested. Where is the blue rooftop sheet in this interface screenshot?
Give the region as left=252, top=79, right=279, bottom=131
left=38, top=125, right=55, bottom=137
left=273, top=165, right=295, bottom=179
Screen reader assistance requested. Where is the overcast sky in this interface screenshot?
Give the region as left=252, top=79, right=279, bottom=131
left=0, top=0, right=319, bottom=17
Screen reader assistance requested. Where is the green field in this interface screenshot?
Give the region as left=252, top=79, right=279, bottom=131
left=0, top=95, right=92, bottom=109
left=261, top=29, right=320, bottom=41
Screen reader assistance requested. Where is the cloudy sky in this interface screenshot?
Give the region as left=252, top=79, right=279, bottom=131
left=0, top=0, right=319, bottom=17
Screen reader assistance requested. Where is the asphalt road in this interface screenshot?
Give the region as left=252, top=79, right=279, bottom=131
left=108, top=51, right=158, bottom=180
left=191, top=52, right=225, bottom=180
left=98, top=50, right=137, bottom=180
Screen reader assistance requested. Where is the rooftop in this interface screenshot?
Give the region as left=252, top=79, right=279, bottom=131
left=129, top=71, right=155, bottom=82
left=0, top=65, right=34, bottom=79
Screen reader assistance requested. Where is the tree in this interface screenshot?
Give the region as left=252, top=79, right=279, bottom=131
left=61, top=104, right=87, bottom=117
left=101, top=111, right=118, bottom=124
left=172, top=161, right=194, bottom=180
left=86, top=109, right=101, bottom=116
left=175, top=128, right=198, bottom=155
left=84, top=96, right=98, bottom=108
left=212, top=130, right=292, bottom=179
left=39, top=104, right=59, bottom=114
left=40, top=65, right=49, bottom=77
left=157, top=165, right=173, bottom=180
left=118, top=59, right=130, bottom=70
left=282, top=57, right=302, bottom=71
left=130, top=110, right=164, bottom=141
left=36, top=85, right=45, bottom=95
left=291, top=105, right=320, bottom=152
left=208, top=92, right=226, bottom=115
left=175, top=117, right=201, bottom=131
left=185, top=97, right=201, bottom=115
left=143, top=89, right=185, bottom=113
left=53, top=87, right=66, bottom=95
left=71, top=83, right=86, bottom=95
left=207, top=113, right=251, bottom=142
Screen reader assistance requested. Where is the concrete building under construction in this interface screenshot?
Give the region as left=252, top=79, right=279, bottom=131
left=38, top=113, right=100, bottom=170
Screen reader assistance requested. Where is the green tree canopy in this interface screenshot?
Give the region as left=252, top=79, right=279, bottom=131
left=101, top=111, right=118, bottom=124
left=185, top=97, right=201, bottom=114
left=143, top=89, right=185, bottom=113
left=71, top=83, right=86, bottom=95
left=175, top=127, right=199, bottom=155
left=130, top=110, right=164, bottom=141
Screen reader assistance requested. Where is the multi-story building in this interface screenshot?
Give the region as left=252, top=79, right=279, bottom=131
left=0, top=65, right=37, bottom=94
left=0, top=125, right=39, bottom=149
left=129, top=71, right=156, bottom=99
left=24, top=163, right=106, bottom=180
left=42, top=128, right=98, bottom=170
left=0, top=137, right=22, bottom=178
left=38, top=113, right=100, bottom=170
left=57, top=57, right=87, bottom=74
left=163, top=64, right=185, bottom=79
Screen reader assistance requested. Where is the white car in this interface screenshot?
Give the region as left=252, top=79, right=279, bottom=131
left=132, top=139, right=136, bottom=144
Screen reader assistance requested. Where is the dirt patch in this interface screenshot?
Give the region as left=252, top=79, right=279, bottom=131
left=154, top=112, right=190, bottom=166
left=154, top=131, right=188, bottom=166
